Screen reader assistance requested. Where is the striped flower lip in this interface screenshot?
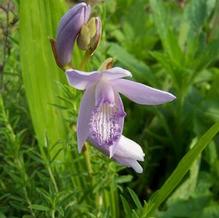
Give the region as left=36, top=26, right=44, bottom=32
left=65, top=67, right=176, bottom=172
left=89, top=103, right=124, bottom=148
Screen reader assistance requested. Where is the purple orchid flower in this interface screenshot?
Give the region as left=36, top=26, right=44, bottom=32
left=55, top=3, right=91, bottom=66
left=66, top=68, right=176, bottom=173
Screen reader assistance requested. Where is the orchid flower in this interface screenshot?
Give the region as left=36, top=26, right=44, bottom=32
left=66, top=67, right=176, bottom=173
left=54, top=3, right=91, bottom=66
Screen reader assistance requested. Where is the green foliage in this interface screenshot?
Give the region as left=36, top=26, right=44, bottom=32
left=156, top=172, right=219, bottom=218
left=107, top=43, right=156, bottom=85
left=142, top=122, right=219, bottom=217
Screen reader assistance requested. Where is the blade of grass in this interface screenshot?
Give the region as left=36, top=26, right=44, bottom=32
left=141, top=122, right=219, bottom=217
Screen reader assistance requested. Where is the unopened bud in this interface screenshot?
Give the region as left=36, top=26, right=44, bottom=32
left=53, top=3, right=91, bottom=68
left=77, top=17, right=102, bottom=55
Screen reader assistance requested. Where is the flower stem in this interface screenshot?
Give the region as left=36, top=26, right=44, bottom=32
left=80, top=51, right=91, bottom=70
left=84, top=143, right=93, bottom=177
left=83, top=144, right=103, bottom=211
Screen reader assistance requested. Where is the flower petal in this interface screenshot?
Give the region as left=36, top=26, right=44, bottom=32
left=66, top=69, right=100, bottom=90
left=113, top=79, right=176, bottom=105
left=114, top=135, right=145, bottom=161
left=77, top=86, right=95, bottom=152
left=114, top=157, right=143, bottom=173
left=103, top=67, right=132, bottom=80
left=95, top=80, right=115, bottom=106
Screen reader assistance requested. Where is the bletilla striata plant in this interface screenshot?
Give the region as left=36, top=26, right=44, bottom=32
left=52, top=2, right=176, bottom=173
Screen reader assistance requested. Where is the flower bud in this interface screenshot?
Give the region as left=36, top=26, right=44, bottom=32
left=77, top=17, right=102, bottom=55
left=54, top=3, right=91, bottom=67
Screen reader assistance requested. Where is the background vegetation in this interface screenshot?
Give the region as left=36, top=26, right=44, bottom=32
left=0, top=0, right=219, bottom=217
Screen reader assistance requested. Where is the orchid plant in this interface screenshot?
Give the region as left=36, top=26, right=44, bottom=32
left=52, top=1, right=176, bottom=172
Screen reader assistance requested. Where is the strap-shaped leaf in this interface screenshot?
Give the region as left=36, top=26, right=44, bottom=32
left=142, top=122, right=219, bottom=217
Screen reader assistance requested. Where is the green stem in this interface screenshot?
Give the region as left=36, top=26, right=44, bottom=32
left=47, top=165, right=59, bottom=193
left=51, top=210, right=55, bottom=218
left=23, top=187, right=36, bottom=218
left=83, top=143, right=93, bottom=177
left=83, top=144, right=103, bottom=212
left=80, top=52, right=91, bottom=71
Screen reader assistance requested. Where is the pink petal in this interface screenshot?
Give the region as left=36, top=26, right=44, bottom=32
left=66, top=69, right=100, bottom=90
left=103, top=67, right=132, bottom=80
left=114, top=157, right=143, bottom=173
left=113, top=79, right=176, bottom=105
left=77, top=86, right=95, bottom=152
left=95, top=80, right=115, bottom=106
left=115, top=135, right=145, bottom=161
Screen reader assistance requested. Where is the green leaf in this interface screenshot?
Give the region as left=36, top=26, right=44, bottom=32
left=194, top=38, right=219, bottom=72
left=19, top=0, right=68, bottom=160
left=22, top=216, right=34, bottom=218
left=0, top=212, right=6, bottom=218
left=128, top=188, right=142, bottom=209
left=116, top=175, right=133, bottom=184
left=167, top=138, right=201, bottom=203
left=179, top=0, right=216, bottom=45
left=121, top=195, right=132, bottom=218
left=142, top=122, right=219, bottom=217
left=149, top=0, right=184, bottom=66
left=29, top=204, right=50, bottom=211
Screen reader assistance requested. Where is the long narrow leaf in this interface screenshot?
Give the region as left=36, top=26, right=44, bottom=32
left=142, top=122, right=219, bottom=217
left=19, top=0, right=67, bottom=159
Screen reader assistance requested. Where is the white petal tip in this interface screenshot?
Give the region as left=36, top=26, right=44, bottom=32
left=169, top=93, right=176, bottom=101
left=135, top=167, right=143, bottom=174
left=131, top=161, right=144, bottom=173
left=80, top=2, right=87, bottom=6
left=133, top=163, right=143, bottom=173
left=78, top=146, right=83, bottom=153
left=109, top=146, right=114, bottom=158
left=65, top=69, right=74, bottom=73
left=152, top=92, right=176, bottom=105
left=126, top=71, right=132, bottom=77
left=138, top=155, right=145, bottom=162
left=77, top=141, right=84, bottom=153
left=154, top=92, right=176, bottom=105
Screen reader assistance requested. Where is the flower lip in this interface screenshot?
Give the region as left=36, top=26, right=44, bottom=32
left=89, top=103, right=124, bottom=147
